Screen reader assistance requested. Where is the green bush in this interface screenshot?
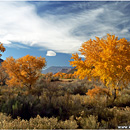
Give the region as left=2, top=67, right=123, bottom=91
left=1, top=94, right=40, bottom=119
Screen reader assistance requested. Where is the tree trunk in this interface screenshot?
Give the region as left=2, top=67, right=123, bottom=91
left=113, top=88, right=117, bottom=101
left=28, top=84, right=32, bottom=94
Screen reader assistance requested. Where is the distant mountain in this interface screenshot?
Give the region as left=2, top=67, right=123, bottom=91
left=42, top=66, right=74, bottom=74
left=67, top=67, right=77, bottom=74
left=59, top=68, right=72, bottom=73
left=0, top=58, right=4, bottom=65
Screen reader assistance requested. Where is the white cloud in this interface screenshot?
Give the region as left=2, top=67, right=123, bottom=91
left=0, top=2, right=130, bottom=54
left=121, top=29, right=129, bottom=34
left=46, top=51, right=56, bottom=56
left=79, top=54, right=85, bottom=58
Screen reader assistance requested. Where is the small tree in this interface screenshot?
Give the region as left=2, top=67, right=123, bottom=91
left=86, top=86, right=111, bottom=99
left=0, top=43, right=5, bottom=57
left=70, top=34, right=130, bottom=100
left=2, top=55, right=46, bottom=90
left=0, top=43, right=6, bottom=85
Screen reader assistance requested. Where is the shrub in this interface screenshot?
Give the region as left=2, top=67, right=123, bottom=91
left=0, top=113, right=78, bottom=129
left=76, top=115, right=99, bottom=129
left=1, top=94, right=40, bottom=120
left=114, top=94, right=130, bottom=107
left=58, top=116, right=78, bottom=129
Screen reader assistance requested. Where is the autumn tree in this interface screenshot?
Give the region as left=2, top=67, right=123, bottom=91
left=53, top=72, right=62, bottom=78
left=43, top=72, right=53, bottom=82
left=2, top=55, right=46, bottom=90
left=0, top=43, right=6, bottom=85
left=0, top=66, right=8, bottom=85
left=86, top=86, right=111, bottom=99
left=70, top=34, right=130, bottom=100
left=0, top=43, right=5, bottom=57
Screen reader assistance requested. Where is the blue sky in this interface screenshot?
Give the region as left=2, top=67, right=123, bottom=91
left=0, top=1, right=130, bottom=69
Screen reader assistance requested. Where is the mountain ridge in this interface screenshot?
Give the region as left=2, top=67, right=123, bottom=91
left=42, top=66, right=74, bottom=74
left=0, top=58, right=4, bottom=65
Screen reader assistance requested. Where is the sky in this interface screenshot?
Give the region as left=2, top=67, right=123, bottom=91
left=0, top=1, right=130, bottom=69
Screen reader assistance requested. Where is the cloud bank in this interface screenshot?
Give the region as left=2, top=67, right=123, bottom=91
left=0, top=2, right=130, bottom=54
left=46, top=51, right=56, bottom=56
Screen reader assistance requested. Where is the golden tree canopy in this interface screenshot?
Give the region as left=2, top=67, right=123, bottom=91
left=70, top=34, right=130, bottom=89
left=2, top=55, right=46, bottom=88
left=0, top=43, right=5, bottom=57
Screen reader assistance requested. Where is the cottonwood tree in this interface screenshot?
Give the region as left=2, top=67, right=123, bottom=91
left=2, top=55, right=46, bottom=90
left=0, top=43, right=6, bottom=85
left=0, top=43, right=5, bottom=57
left=70, top=34, right=130, bottom=100
left=0, top=66, right=8, bottom=85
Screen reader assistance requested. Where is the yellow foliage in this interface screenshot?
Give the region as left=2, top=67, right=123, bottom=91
left=86, top=86, right=111, bottom=98
left=0, top=43, right=5, bottom=57
left=2, top=55, right=46, bottom=89
left=70, top=34, right=130, bottom=90
left=53, top=72, right=77, bottom=79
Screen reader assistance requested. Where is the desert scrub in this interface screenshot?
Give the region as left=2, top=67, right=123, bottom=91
left=29, top=115, right=58, bottom=129
left=58, top=116, right=78, bottom=129
left=111, top=106, right=130, bottom=124
left=99, top=107, right=130, bottom=128
left=114, top=93, right=130, bottom=107
left=76, top=115, right=99, bottom=129
left=122, top=88, right=130, bottom=95
left=0, top=113, right=78, bottom=129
